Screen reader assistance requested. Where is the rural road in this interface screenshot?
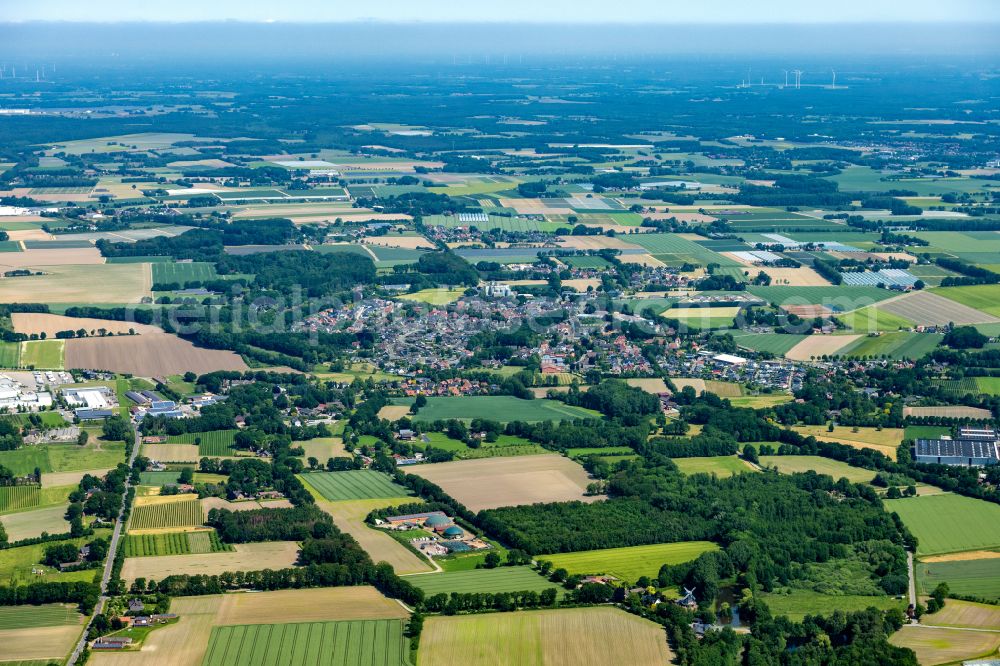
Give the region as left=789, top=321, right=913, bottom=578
left=68, top=426, right=142, bottom=665
left=907, top=551, right=916, bottom=610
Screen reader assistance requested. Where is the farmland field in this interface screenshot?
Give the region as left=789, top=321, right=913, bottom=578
left=891, top=625, right=1000, bottom=666
left=879, top=290, right=1000, bottom=325
left=408, top=566, right=560, bottom=596
left=885, top=493, right=1000, bottom=556
left=124, top=529, right=231, bottom=557
left=394, top=395, right=598, bottom=423
left=0, top=603, right=81, bottom=629
left=540, top=542, right=719, bottom=582
left=300, top=470, right=410, bottom=501
left=763, top=590, right=904, bottom=622
left=0, top=263, right=151, bottom=304
left=20, top=339, right=64, bottom=369
left=673, top=456, right=756, bottom=478
left=65, top=333, right=247, bottom=376
left=0, top=341, right=20, bottom=366
left=730, top=332, right=806, bottom=355
left=419, top=607, right=672, bottom=666
left=407, top=454, right=598, bottom=512
left=121, top=541, right=299, bottom=582
left=759, top=455, right=876, bottom=484
left=0, top=441, right=125, bottom=476
left=790, top=424, right=902, bottom=459
left=151, top=261, right=219, bottom=285
left=203, top=619, right=412, bottom=666
left=0, top=484, right=40, bottom=512
left=933, top=284, right=1000, bottom=318
left=745, top=285, right=895, bottom=308
left=785, top=335, right=860, bottom=361
left=309, top=496, right=433, bottom=575
left=834, top=332, right=941, bottom=360
left=917, top=558, right=1000, bottom=601
left=166, top=429, right=238, bottom=456
left=142, top=442, right=200, bottom=463
left=626, top=233, right=740, bottom=266
left=396, top=288, right=465, bottom=305
left=89, top=587, right=406, bottom=666
left=129, top=496, right=203, bottom=531
left=0, top=504, right=70, bottom=540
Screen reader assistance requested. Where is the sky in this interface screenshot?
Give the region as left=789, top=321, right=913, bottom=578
left=5, top=0, right=1000, bottom=23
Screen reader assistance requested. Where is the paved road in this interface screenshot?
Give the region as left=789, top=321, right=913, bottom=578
left=67, top=427, right=142, bottom=666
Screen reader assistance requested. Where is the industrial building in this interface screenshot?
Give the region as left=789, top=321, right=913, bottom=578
left=913, top=438, right=1000, bottom=467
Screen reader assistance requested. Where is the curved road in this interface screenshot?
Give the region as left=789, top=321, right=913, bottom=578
left=68, top=427, right=141, bottom=666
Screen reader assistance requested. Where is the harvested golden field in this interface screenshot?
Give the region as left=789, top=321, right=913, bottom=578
left=41, top=468, right=113, bottom=488
left=65, top=333, right=247, bottom=376
left=624, top=378, right=669, bottom=394
left=121, top=541, right=299, bottom=583
left=296, top=437, right=350, bottom=460
left=407, top=454, right=599, bottom=512
left=785, top=335, right=860, bottom=361
left=756, top=266, right=831, bottom=286
left=562, top=278, right=601, bottom=291
left=142, top=443, right=200, bottom=463
left=922, top=550, right=1000, bottom=563
left=499, top=198, right=572, bottom=215
left=0, top=624, right=84, bottom=662
left=377, top=405, right=412, bottom=421
left=312, top=496, right=433, bottom=575
left=923, top=599, right=1000, bottom=630
left=0, top=263, right=150, bottom=303
left=364, top=235, right=434, bottom=249
left=792, top=425, right=902, bottom=460
left=781, top=304, right=834, bottom=318
left=215, top=586, right=407, bottom=624
left=617, top=253, right=665, bottom=267
left=90, top=595, right=222, bottom=666
left=11, top=312, right=162, bottom=337
left=420, top=607, right=672, bottom=666
left=669, top=377, right=706, bottom=394
left=7, top=228, right=54, bottom=241
left=0, top=247, right=103, bottom=268
left=91, top=588, right=407, bottom=666
left=890, top=625, right=1000, bottom=666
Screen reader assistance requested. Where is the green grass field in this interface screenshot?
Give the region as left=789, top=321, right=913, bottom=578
left=759, top=455, right=876, bottom=484
left=917, top=558, right=1000, bottom=601
left=834, top=332, right=941, bottom=360
left=166, top=430, right=238, bottom=457
left=0, top=603, right=81, bottom=629
left=129, top=498, right=203, bottom=531
left=672, top=456, right=756, bottom=478
left=904, top=425, right=952, bottom=440
left=151, top=261, right=219, bottom=285
left=408, top=566, right=560, bottom=596
left=203, top=619, right=411, bottom=666
left=626, top=233, right=741, bottom=266
left=916, top=558, right=1000, bottom=600
left=301, top=470, right=411, bottom=501
left=745, top=285, right=895, bottom=307
left=885, top=493, right=1000, bottom=556
left=0, top=530, right=109, bottom=585
left=0, top=441, right=125, bottom=476
left=0, top=485, right=40, bottom=512
left=395, top=396, right=599, bottom=424
left=763, top=589, right=904, bottom=622
left=124, top=529, right=231, bottom=557
left=138, top=470, right=184, bottom=486
left=539, top=541, right=719, bottom=582
left=0, top=341, right=21, bottom=367
left=933, top=284, right=1000, bottom=317
left=730, top=332, right=806, bottom=355
left=839, top=306, right=914, bottom=333
left=566, top=446, right=635, bottom=459
left=562, top=255, right=611, bottom=269
left=396, top=288, right=465, bottom=305
left=20, top=340, right=64, bottom=369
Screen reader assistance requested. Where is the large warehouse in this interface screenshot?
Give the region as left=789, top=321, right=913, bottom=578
left=914, top=438, right=1000, bottom=467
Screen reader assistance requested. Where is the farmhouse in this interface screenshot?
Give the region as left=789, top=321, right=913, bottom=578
left=914, top=438, right=1000, bottom=467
